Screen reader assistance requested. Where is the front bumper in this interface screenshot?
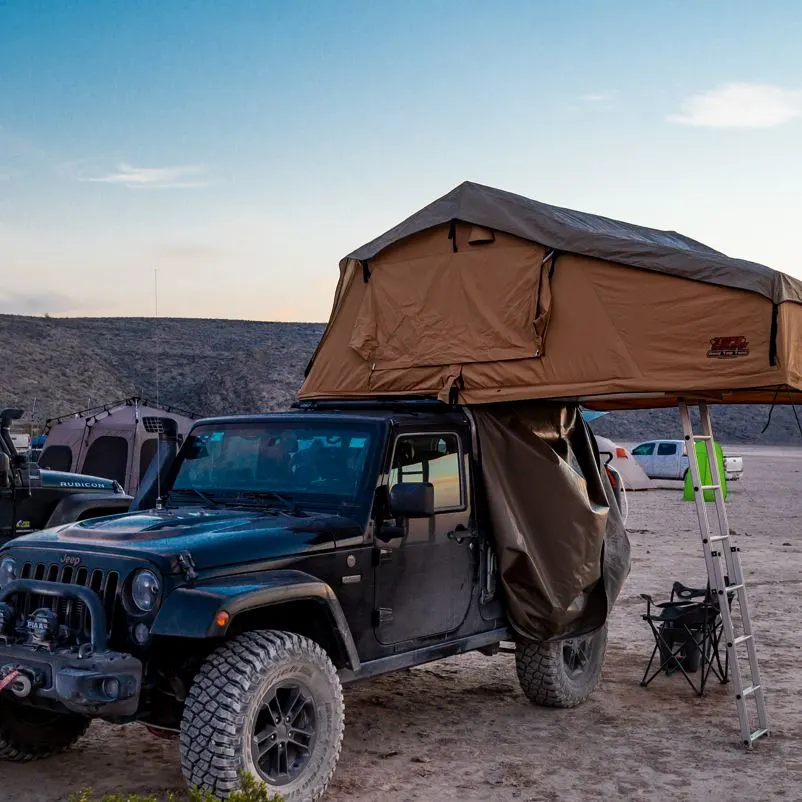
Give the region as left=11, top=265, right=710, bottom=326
left=0, top=578, right=143, bottom=718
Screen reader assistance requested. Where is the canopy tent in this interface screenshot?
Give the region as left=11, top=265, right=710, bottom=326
left=39, top=397, right=197, bottom=495
left=299, top=181, right=802, bottom=410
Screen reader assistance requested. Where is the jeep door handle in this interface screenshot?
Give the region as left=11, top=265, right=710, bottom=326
left=447, top=525, right=474, bottom=544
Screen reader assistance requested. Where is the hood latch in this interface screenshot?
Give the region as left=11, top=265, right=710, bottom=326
left=176, top=551, right=198, bottom=581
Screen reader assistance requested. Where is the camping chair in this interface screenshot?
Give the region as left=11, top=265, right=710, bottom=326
left=640, top=580, right=732, bottom=696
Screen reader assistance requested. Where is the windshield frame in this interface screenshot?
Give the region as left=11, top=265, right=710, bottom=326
left=164, top=416, right=386, bottom=520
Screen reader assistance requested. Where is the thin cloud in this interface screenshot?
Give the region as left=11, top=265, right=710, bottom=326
left=84, top=163, right=208, bottom=189
left=668, top=82, right=802, bottom=128
left=61, top=159, right=209, bottom=189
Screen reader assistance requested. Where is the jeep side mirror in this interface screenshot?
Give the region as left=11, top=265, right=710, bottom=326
left=0, top=453, right=11, bottom=488
left=389, top=482, right=435, bottom=519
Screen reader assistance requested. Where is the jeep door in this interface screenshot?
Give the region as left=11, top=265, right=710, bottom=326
left=373, top=430, right=475, bottom=644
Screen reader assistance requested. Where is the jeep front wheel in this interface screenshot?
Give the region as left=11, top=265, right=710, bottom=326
left=515, top=623, right=608, bottom=708
left=0, top=699, right=90, bottom=761
left=180, top=630, right=344, bottom=802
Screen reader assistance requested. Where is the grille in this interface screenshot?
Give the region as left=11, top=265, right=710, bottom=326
left=17, top=562, right=120, bottom=638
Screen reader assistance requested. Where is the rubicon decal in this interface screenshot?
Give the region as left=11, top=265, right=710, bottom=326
left=57, top=481, right=107, bottom=489
left=707, top=336, right=749, bottom=359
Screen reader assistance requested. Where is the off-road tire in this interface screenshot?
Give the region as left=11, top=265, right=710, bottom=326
left=0, top=700, right=90, bottom=761
left=515, top=623, right=608, bottom=708
left=180, top=630, right=344, bottom=802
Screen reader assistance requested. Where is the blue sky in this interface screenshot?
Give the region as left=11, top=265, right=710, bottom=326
left=2, top=0, right=802, bottom=320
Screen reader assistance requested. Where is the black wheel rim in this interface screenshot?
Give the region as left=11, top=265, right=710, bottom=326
left=251, top=681, right=317, bottom=786
left=562, top=637, right=591, bottom=677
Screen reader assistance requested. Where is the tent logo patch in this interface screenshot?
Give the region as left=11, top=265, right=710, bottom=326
left=707, top=336, right=749, bottom=359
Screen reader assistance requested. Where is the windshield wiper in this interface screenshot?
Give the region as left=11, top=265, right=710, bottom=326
left=235, top=490, right=302, bottom=515
left=168, top=487, right=220, bottom=509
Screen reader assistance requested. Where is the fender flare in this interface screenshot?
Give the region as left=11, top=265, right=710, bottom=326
left=151, top=569, right=360, bottom=670
left=45, top=492, right=133, bottom=528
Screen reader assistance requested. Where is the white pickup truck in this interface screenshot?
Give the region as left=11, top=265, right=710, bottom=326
left=630, top=439, right=743, bottom=481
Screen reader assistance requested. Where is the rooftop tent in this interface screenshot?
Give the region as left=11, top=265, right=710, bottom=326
left=299, top=181, right=802, bottom=409
left=39, top=397, right=197, bottom=495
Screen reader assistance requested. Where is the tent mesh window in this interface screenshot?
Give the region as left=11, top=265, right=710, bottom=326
left=139, top=438, right=159, bottom=483
left=142, top=417, right=173, bottom=434
left=38, top=445, right=73, bottom=472
left=81, top=436, right=128, bottom=486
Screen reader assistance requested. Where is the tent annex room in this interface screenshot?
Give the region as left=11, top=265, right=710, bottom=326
left=39, top=397, right=196, bottom=495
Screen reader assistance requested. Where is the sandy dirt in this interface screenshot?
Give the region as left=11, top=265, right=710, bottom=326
left=4, top=446, right=802, bottom=801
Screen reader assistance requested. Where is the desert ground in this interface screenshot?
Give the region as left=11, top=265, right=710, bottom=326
left=4, top=444, right=802, bottom=801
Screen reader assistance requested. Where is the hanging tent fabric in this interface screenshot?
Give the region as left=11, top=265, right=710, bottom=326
left=300, top=181, right=802, bottom=410
left=39, top=397, right=197, bottom=495
left=299, top=181, right=802, bottom=640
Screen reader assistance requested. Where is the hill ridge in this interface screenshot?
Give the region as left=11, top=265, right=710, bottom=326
left=1, top=314, right=800, bottom=445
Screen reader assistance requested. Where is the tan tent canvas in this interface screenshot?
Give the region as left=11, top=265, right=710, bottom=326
left=300, top=181, right=802, bottom=410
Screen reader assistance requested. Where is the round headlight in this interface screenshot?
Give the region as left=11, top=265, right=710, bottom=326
left=0, top=557, right=17, bottom=591
left=131, top=569, right=161, bottom=613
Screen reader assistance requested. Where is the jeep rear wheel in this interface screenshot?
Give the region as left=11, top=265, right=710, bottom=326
left=515, top=623, right=608, bottom=708
left=180, top=631, right=344, bottom=802
left=0, top=699, right=90, bottom=761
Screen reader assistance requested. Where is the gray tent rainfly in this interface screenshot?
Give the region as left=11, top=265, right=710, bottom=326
left=39, top=397, right=197, bottom=495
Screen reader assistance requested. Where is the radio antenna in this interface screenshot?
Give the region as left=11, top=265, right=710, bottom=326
left=154, top=267, right=162, bottom=507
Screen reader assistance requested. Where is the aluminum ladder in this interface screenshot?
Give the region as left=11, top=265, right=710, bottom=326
left=679, top=400, right=770, bottom=746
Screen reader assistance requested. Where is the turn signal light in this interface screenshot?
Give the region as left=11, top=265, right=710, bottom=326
left=215, top=611, right=230, bottom=629
left=615, top=447, right=628, bottom=459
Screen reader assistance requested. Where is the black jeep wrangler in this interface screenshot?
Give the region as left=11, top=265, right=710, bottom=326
left=0, top=408, right=132, bottom=547
left=0, top=401, right=617, bottom=801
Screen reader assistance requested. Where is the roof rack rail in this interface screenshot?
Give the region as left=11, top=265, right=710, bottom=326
left=292, top=397, right=451, bottom=412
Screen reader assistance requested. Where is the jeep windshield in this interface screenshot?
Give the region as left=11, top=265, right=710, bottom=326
left=168, top=421, right=376, bottom=511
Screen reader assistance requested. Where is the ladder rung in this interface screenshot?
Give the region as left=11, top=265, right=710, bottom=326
left=693, top=435, right=713, bottom=441
left=750, top=728, right=770, bottom=743
left=709, top=534, right=729, bottom=542
left=725, top=583, right=745, bottom=592
left=699, top=484, right=721, bottom=491
left=740, top=684, right=761, bottom=697
left=733, top=634, right=752, bottom=646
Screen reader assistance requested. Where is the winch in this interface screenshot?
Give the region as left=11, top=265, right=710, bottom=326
left=0, top=664, right=42, bottom=698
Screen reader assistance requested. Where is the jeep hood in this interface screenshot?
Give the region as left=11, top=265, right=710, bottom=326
left=11, top=508, right=361, bottom=572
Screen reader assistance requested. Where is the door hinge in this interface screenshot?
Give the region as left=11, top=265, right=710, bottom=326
left=372, top=546, right=393, bottom=566
left=372, top=607, right=394, bottom=626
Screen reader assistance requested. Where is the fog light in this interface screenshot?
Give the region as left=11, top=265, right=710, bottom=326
left=26, top=608, right=60, bottom=643
left=102, top=677, right=120, bottom=700
left=132, top=623, right=150, bottom=645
